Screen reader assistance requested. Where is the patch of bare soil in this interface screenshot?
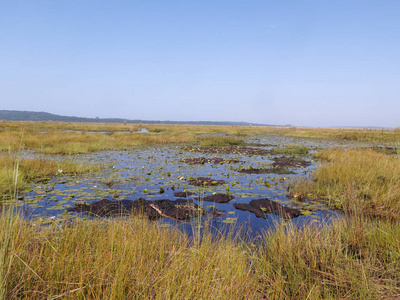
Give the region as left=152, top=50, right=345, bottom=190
left=182, top=157, right=241, bottom=164
left=197, top=193, right=234, bottom=203
left=188, top=177, right=226, bottom=186
left=69, top=198, right=202, bottom=220
left=234, top=198, right=301, bottom=219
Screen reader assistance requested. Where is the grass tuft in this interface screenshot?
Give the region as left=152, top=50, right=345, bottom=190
left=292, top=148, right=400, bottom=220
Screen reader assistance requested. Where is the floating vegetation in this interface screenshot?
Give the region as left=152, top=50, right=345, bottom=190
left=238, top=166, right=295, bottom=175
left=188, top=177, right=226, bottom=187
left=182, top=146, right=272, bottom=156
left=222, top=217, right=237, bottom=224
left=7, top=134, right=344, bottom=236
left=182, top=157, right=241, bottom=165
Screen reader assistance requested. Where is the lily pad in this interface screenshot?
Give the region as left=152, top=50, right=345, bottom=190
left=222, top=217, right=237, bottom=224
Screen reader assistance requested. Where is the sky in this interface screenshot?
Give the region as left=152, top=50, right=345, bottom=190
left=1, top=1, right=399, bottom=127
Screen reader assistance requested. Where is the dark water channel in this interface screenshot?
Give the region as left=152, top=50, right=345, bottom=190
left=15, top=135, right=355, bottom=237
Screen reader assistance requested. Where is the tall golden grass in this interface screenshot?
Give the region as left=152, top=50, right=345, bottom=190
left=292, top=148, right=400, bottom=220
left=2, top=121, right=399, bottom=154
left=3, top=217, right=259, bottom=299
left=0, top=155, right=100, bottom=199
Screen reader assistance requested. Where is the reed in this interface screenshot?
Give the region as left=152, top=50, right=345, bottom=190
left=0, top=134, right=23, bottom=299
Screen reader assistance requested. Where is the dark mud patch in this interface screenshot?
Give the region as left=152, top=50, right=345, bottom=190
left=69, top=199, right=124, bottom=217
left=197, top=193, right=234, bottom=203
left=234, top=198, right=301, bottom=219
left=183, top=146, right=272, bottom=156
left=246, top=143, right=276, bottom=147
left=272, top=156, right=311, bottom=168
left=182, top=157, right=241, bottom=165
left=174, top=191, right=195, bottom=197
left=69, top=198, right=202, bottom=220
left=238, top=166, right=295, bottom=175
left=188, top=177, right=226, bottom=186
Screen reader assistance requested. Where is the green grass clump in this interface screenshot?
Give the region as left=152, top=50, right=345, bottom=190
left=271, top=146, right=309, bottom=155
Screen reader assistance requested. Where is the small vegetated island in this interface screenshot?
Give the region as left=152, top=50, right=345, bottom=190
left=1, top=119, right=400, bottom=299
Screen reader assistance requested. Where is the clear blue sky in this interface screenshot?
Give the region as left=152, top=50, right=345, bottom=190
left=1, top=1, right=399, bottom=127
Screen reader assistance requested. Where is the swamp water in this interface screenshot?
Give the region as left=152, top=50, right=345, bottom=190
left=13, top=136, right=357, bottom=237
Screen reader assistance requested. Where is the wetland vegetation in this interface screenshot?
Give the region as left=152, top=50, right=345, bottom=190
left=1, top=121, right=400, bottom=299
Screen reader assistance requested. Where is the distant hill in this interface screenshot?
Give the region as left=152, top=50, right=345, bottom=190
left=0, top=110, right=283, bottom=126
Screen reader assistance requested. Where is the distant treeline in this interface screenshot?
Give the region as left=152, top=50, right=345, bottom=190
left=0, top=110, right=286, bottom=126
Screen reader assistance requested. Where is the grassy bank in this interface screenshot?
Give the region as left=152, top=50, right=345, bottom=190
left=2, top=217, right=258, bottom=299
left=291, top=148, right=400, bottom=220
left=0, top=155, right=100, bottom=200
left=270, top=126, right=400, bottom=143
left=257, top=216, right=400, bottom=299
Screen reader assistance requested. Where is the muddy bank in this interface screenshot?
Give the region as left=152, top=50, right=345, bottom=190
left=238, top=166, right=295, bottom=175
left=234, top=198, right=301, bottom=219
left=197, top=193, right=234, bottom=203
left=182, top=157, right=241, bottom=165
left=69, top=198, right=203, bottom=220
left=188, top=177, right=226, bottom=186
left=272, top=156, right=311, bottom=168
left=69, top=199, right=125, bottom=217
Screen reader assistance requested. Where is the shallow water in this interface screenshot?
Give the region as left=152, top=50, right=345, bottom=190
left=14, top=135, right=351, bottom=237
